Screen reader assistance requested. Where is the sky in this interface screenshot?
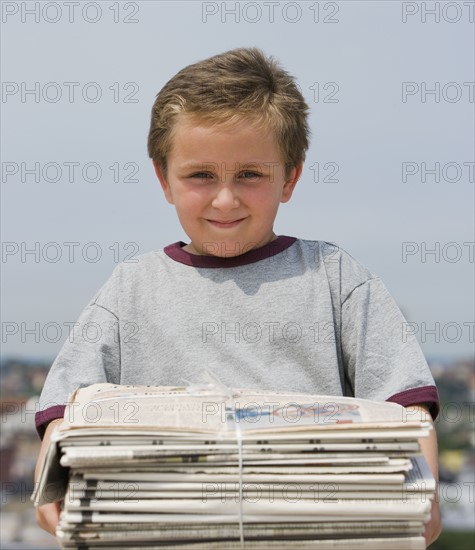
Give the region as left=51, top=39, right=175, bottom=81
left=1, top=0, right=474, bottom=362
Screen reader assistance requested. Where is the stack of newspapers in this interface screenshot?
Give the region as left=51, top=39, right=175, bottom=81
left=34, top=382, right=435, bottom=549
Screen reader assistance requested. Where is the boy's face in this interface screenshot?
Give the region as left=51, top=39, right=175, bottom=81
left=154, top=115, right=302, bottom=257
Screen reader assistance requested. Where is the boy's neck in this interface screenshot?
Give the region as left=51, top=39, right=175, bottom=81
left=164, top=235, right=297, bottom=268
left=182, top=232, right=278, bottom=257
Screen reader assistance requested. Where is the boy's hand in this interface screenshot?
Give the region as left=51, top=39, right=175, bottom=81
left=425, top=497, right=442, bottom=547
left=35, top=501, right=61, bottom=535
left=34, top=417, right=64, bottom=536
left=405, top=404, right=442, bottom=547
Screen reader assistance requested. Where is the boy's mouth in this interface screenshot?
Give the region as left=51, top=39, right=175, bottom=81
left=206, top=218, right=246, bottom=228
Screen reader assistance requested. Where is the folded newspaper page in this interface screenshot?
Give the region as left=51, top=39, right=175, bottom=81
left=56, top=383, right=429, bottom=433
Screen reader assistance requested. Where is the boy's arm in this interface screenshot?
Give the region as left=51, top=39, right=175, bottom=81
left=405, top=404, right=441, bottom=547
left=34, top=417, right=64, bottom=535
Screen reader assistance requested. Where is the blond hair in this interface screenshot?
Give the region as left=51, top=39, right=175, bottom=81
left=147, top=47, right=310, bottom=180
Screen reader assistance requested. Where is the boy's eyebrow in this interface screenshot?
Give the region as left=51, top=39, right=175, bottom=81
left=179, top=162, right=215, bottom=170
left=179, top=161, right=280, bottom=171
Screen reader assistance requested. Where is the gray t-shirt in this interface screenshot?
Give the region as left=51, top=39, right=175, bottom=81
left=36, top=236, right=439, bottom=436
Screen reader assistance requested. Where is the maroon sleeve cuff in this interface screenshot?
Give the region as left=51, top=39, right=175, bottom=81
left=35, top=405, right=66, bottom=440
left=386, top=385, right=440, bottom=421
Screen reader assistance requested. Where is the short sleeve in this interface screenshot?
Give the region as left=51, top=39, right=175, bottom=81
left=35, top=271, right=122, bottom=438
left=341, top=277, right=439, bottom=420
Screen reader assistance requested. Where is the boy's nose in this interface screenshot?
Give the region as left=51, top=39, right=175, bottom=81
left=211, top=185, right=240, bottom=211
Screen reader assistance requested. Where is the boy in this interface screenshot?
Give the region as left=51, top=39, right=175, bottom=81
left=35, top=47, right=441, bottom=544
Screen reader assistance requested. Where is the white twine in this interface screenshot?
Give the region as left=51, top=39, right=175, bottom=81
left=234, top=420, right=245, bottom=549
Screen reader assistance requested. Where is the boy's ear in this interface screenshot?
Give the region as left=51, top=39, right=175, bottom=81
left=281, top=162, right=303, bottom=203
left=153, top=161, right=174, bottom=205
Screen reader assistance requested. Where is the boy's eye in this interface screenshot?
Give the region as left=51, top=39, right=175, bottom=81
left=189, top=171, right=262, bottom=181
left=239, top=171, right=261, bottom=179
left=191, top=172, right=213, bottom=179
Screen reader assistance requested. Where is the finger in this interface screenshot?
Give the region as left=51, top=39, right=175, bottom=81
left=36, top=501, right=61, bottom=535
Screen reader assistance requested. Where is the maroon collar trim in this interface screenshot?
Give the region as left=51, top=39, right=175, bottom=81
left=164, top=236, right=297, bottom=268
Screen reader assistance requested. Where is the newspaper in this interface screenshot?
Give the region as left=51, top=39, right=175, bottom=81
left=56, top=383, right=429, bottom=433
left=33, top=383, right=434, bottom=549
